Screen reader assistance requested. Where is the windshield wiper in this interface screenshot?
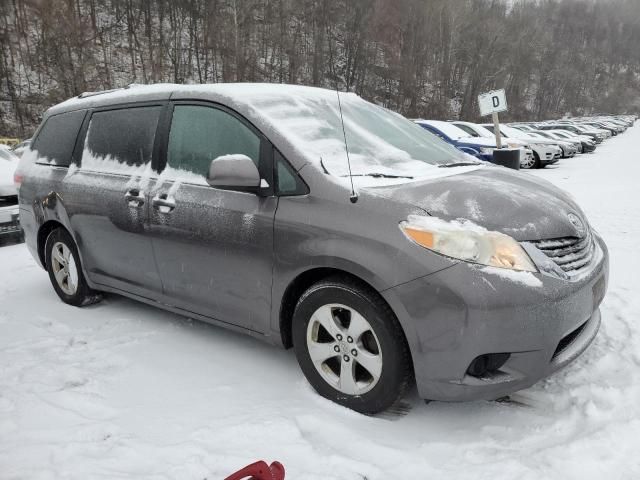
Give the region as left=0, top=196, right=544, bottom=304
left=438, top=161, right=481, bottom=168
left=341, top=173, right=414, bottom=179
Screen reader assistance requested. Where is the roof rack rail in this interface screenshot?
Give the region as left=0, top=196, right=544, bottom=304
left=76, top=83, right=141, bottom=99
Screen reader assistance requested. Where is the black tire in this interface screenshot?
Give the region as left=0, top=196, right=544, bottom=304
left=45, top=228, right=102, bottom=307
left=292, top=276, right=412, bottom=414
left=532, top=151, right=542, bottom=169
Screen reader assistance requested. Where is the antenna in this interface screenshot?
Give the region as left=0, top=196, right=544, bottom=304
left=336, top=89, right=358, bottom=204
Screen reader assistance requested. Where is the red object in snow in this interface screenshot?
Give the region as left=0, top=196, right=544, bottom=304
left=224, top=460, right=285, bottom=480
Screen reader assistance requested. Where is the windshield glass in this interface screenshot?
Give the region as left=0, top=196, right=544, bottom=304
left=248, top=91, right=468, bottom=178
left=496, top=124, right=527, bottom=139
left=453, top=123, right=480, bottom=137
left=528, top=133, right=546, bottom=139
left=458, top=123, right=494, bottom=138
left=424, top=121, right=470, bottom=140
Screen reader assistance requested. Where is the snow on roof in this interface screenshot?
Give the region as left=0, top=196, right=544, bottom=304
left=53, top=83, right=350, bottom=113
left=50, top=83, right=464, bottom=182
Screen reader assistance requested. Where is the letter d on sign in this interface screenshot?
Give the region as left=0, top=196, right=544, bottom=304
left=478, top=89, right=507, bottom=116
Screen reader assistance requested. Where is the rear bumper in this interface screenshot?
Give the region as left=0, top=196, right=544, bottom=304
left=0, top=203, right=21, bottom=238
left=382, top=234, right=609, bottom=401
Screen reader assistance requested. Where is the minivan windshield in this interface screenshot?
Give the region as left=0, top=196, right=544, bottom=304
left=248, top=91, right=470, bottom=179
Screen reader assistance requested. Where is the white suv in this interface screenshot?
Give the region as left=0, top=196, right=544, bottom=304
left=0, top=146, right=20, bottom=239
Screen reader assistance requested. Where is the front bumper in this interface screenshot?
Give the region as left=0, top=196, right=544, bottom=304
left=541, top=157, right=559, bottom=166
left=382, top=234, right=609, bottom=401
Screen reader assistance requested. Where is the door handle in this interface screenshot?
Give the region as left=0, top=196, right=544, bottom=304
left=124, top=189, right=145, bottom=207
left=152, top=193, right=176, bottom=213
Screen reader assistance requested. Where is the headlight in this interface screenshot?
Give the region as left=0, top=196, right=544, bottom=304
left=479, top=147, right=495, bottom=155
left=400, top=215, right=538, bottom=272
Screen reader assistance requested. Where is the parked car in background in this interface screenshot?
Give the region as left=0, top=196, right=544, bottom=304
left=17, top=83, right=609, bottom=413
left=582, top=121, right=622, bottom=136
left=532, top=130, right=584, bottom=153
left=525, top=131, right=578, bottom=157
left=540, top=123, right=608, bottom=142
left=11, top=139, right=31, bottom=158
left=0, top=147, right=21, bottom=240
left=414, top=120, right=501, bottom=163
left=451, top=121, right=536, bottom=169
left=517, top=126, right=597, bottom=153
left=549, top=130, right=597, bottom=153
left=479, top=123, right=561, bottom=168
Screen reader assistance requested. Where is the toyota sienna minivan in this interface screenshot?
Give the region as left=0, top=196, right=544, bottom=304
left=16, top=84, right=608, bottom=414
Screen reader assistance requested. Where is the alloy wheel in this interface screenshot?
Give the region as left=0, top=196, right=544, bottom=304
left=521, top=154, right=536, bottom=169
left=51, top=241, right=79, bottom=296
left=306, top=303, right=383, bottom=395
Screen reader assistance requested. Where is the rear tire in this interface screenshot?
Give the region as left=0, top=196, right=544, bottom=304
left=292, top=276, right=412, bottom=414
left=45, top=228, right=102, bottom=307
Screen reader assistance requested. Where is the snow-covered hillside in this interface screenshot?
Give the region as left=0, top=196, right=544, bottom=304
left=1, top=127, right=639, bottom=479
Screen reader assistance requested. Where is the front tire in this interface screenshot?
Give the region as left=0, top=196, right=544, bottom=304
left=531, top=151, right=542, bottom=169
left=45, top=228, right=102, bottom=307
left=292, top=276, right=412, bottom=414
left=520, top=152, right=536, bottom=169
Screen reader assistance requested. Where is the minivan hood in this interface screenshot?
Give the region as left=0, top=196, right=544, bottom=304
left=369, top=167, right=587, bottom=241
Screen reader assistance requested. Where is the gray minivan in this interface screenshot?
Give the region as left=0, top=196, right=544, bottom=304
left=17, top=84, right=608, bottom=413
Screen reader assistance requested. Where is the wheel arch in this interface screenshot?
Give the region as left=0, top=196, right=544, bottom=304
left=37, top=220, right=69, bottom=268
left=278, top=267, right=399, bottom=349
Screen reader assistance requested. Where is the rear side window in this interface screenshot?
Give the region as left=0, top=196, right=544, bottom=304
left=32, top=110, right=86, bottom=166
left=81, top=106, right=161, bottom=174
left=166, top=105, right=261, bottom=180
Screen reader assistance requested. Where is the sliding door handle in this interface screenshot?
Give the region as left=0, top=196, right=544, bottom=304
left=124, top=189, right=145, bottom=207
left=152, top=194, right=176, bottom=213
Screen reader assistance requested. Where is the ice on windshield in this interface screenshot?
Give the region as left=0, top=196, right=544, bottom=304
left=245, top=91, right=466, bottom=178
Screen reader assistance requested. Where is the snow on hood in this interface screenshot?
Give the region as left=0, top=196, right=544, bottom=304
left=369, top=166, right=589, bottom=241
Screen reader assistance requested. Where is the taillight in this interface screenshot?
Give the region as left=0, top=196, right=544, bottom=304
left=13, top=172, right=23, bottom=187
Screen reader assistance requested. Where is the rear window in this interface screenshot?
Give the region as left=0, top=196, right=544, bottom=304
left=81, top=106, right=161, bottom=174
left=32, top=110, right=86, bottom=166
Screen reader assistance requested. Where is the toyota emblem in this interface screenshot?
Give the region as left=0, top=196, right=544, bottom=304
left=568, top=213, right=586, bottom=236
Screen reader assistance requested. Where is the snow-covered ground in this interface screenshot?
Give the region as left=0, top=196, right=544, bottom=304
left=2, top=126, right=640, bottom=480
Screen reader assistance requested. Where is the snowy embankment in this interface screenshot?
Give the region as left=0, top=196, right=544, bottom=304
left=2, top=128, right=640, bottom=479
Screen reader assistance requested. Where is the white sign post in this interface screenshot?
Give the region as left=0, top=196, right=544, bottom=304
left=478, top=89, right=508, bottom=149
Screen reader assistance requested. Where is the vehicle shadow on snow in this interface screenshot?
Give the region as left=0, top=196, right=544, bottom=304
left=88, top=291, right=553, bottom=422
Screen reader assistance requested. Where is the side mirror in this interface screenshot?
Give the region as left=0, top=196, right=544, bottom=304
left=206, top=154, right=261, bottom=192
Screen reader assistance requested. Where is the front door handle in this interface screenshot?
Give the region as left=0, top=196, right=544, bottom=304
left=124, top=189, right=145, bottom=207
left=152, top=193, right=176, bottom=213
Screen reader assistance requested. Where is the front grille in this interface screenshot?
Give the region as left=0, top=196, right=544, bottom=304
left=531, top=232, right=595, bottom=277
